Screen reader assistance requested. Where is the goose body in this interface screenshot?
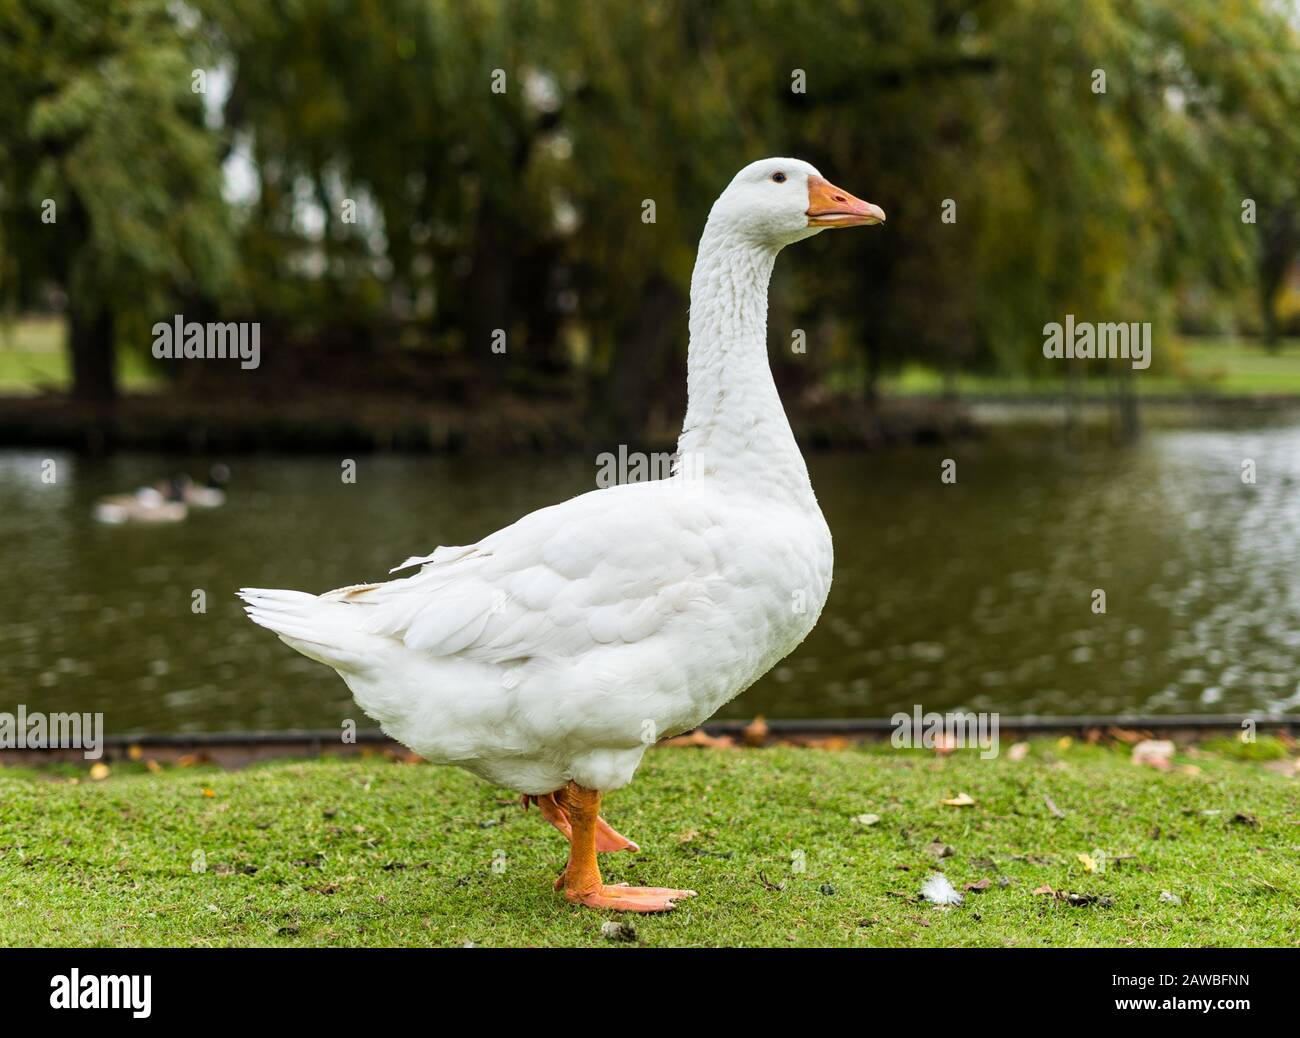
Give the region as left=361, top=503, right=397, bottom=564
left=166, top=465, right=230, bottom=508
left=241, top=157, right=884, bottom=911
left=247, top=474, right=831, bottom=793
left=93, top=485, right=188, bottom=524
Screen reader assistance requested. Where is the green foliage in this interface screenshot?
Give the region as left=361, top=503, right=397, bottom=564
left=1, top=0, right=1298, bottom=414
left=0, top=0, right=233, bottom=314
left=195, top=0, right=1300, bottom=403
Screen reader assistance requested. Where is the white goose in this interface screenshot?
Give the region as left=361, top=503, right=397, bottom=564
left=240, top=158, right=885, bottom=913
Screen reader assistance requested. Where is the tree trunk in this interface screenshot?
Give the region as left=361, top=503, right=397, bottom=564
left=1113, top=364, right=1140, bottom=444
left=863, top=334, right=881, bottom=403
left=592, top=273, right=684, bottom=444
left=1259, top=205, right=1298, bottom=352
left=69, top=301, right=116, bottom=402
left=464, top=203, right=510, bottom=374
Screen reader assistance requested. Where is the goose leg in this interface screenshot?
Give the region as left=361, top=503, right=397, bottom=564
left=523, top=792, right=640, bottom=852
left=553, top=781, right=696, bottom=913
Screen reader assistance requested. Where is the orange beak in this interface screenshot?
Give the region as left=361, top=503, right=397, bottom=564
left=806, top=175, right=886, bottom=227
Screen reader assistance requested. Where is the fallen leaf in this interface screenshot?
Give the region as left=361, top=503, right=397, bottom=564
left=88, top=763, right=110, bottom=781
left=1007, top=742, right=1031, bottom=762
left=600, top=920, right=637, bottom=942
left=1035, top=885, right=1113, bottom=907
left=1063, top=892, right=1114, bottom=907
left=924, top=840, right=954, bottom=860
left=805, top=735, right=850, bottom=751
left=202, top=788, right=216, bottom=798
left=1056, top=736, right=1073, bottom=751
left=965, top=878, right=992, bottom=892
left=1077, top=852, right=1099, bottom=873
left=757, top=870, right=785, bottom=892
left=127, top=744, right=143, bottom=761
left=854, top=813, right=881, bottom=827
left=1043, top=793, right=1066, bottom=818
left=663, top=729, right=734, bottom=749
left=942, top=792, right=976, bottom=807
left=1132, top=739, right=1175, bottom=770
left=144, top=759, right=163, bottom=774
left=741, top=715, right=769, bottom=747
left=1159, top=890, right=1182, bottom=905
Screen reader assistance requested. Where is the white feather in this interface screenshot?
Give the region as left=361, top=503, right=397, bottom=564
left=921, top=873, right=964, bottom=906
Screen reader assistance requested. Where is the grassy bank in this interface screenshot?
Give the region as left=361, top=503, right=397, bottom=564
left=881, top=336, right=1300, bottom=397
left=1, top=738, right=1295, bottom=947
left=0, top=316, right=159, bottom=394
left=6, top=316, right=1300, bottom=400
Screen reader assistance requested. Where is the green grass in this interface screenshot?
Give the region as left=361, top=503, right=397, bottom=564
left=0, top=316, right=159, bottom=393
left=1, top=739, right=1296, bottom=947
left=1177, top=336, right=1300, bottom=393
left=3, top=315, right=1299, bottom=399
left=880, top=336, right=1300, bottom=398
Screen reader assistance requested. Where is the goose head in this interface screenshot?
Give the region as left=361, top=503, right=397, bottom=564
left=707, top=157, right=885, bottom=249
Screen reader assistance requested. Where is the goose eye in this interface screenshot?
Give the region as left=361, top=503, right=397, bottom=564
left=771, top=172, right=786, bottom=183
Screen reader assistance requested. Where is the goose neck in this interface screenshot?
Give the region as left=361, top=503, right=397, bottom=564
left=676, top=227, right=814, bottom=508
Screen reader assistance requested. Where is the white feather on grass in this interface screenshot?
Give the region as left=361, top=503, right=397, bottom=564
left=921, top=873, right=964, bottom=906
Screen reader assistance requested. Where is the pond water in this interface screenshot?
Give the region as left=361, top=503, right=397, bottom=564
left=3, top=418, right=1299, bottom=734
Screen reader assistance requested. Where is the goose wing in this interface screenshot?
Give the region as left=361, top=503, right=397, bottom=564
left=328, top=481, right=723, bottom=664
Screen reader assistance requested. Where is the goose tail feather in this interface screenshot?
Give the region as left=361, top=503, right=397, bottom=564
left=237, top=587, right=383, bottom=672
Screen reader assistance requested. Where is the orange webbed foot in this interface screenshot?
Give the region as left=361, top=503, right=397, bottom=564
left=595, top=815, right=640, bottom=853
left=548, top=781, right=693, bottom=912
left=565, top=883, right=698, bottom=913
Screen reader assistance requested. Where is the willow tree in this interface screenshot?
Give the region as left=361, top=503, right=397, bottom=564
left=73, top=0, right=1295, bottom=432
left=0, top=0, right=232, bottom=400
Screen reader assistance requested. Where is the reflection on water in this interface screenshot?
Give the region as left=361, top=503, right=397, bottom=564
left=2, top=421, right=1298, bottom=733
